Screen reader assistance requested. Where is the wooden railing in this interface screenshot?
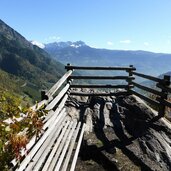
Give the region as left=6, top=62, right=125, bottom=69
left=64, top=64, right=171, bottom=119
left=65, top=64, right=136, bottom=96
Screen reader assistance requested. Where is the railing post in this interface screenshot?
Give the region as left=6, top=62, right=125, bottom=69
left=127, top=65, right=135, bottom=94
left=66, top=63, right=71, bottom=71
left=158, top=75, right=170, bottom=117
left=41, top=90, right=49, bottom=100
left=66, top=63, right=71, bottom=83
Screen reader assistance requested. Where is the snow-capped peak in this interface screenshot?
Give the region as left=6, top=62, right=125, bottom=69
left=31, top=40, right=45, bottom=49
left=70, top=41, right=86, bottom=48
left=44, top=41, right=87, bottom=50
left=70, top=44, right=82, bottom=48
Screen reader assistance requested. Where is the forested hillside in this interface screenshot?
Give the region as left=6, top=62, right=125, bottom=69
left=0, top=19, right=65, bottom=101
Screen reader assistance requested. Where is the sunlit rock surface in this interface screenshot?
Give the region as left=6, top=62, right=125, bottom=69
left=66, top=88, right=171, bottom=171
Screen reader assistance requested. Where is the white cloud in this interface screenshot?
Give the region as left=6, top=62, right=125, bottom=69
left=144, top=42, right=149, bottom=46
left=107, top=41, right=114, bottom=46
left=120, top=40, right=131, bottom=44
left=49, top=36, right=61, bottom=40
left=45, top=36, right=61, bottom=42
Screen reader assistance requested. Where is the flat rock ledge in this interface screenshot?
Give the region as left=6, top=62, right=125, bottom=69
left=66, top=88, right=171, bottom=171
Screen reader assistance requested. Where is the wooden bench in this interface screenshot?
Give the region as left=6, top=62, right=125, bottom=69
left=11, top=99, right=85, bottom=171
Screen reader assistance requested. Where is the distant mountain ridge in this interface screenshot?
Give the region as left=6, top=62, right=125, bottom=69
left=44, top=41, right=171, bottom=76
left=44, top=41, right=86, bottom=51
left=0, top=19, right=33, bottom=49
left=0, top=19, right=65, bottom=100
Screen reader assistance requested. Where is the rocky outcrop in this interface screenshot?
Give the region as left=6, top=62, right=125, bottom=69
left=66, top=88, right=171, bottom=171
left=120, top=95, right=171, bottom=171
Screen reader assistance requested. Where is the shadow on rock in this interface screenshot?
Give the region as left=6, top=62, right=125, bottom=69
left=80, top=140, right=119, bottom=171
left=90, top=97, right=116, bottom=154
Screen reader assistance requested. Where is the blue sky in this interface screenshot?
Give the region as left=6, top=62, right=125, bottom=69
left=0, top=0, right=171, bottom=53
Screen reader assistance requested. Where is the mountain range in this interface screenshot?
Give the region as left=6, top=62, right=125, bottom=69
left=0, top=19, right=65, bottom=101
left=44, top=41, right=171, bottom=77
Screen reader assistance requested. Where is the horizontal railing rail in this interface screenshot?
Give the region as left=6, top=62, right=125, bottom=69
left=70, top=91, right=128, bottom=96
left=130, top=89, right=160, bottom=107
left=156, top=83, right=171, bottom=93
left=69, top=75, right=134, bottom=80
left=132, top=71, right=163, bottom=83
left=70, top=84, right=130, bottom=89
left=65, top=65, right=136, bottom=71
left=132, top=81, right=162, bottom=96
left=161, top=99, right=171, bottom=108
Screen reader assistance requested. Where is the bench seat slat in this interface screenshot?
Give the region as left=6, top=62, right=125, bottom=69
left=48, top=121, right=74, bottom=170
left=41, top=120, right=71, bottom=171
left=25, top=118, right=68, bottom=171
left=54, top=121, right=78, bottom=171
left=61, top=122, right=81, bottom=171
left=70, top=123, right=86, bottom=171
